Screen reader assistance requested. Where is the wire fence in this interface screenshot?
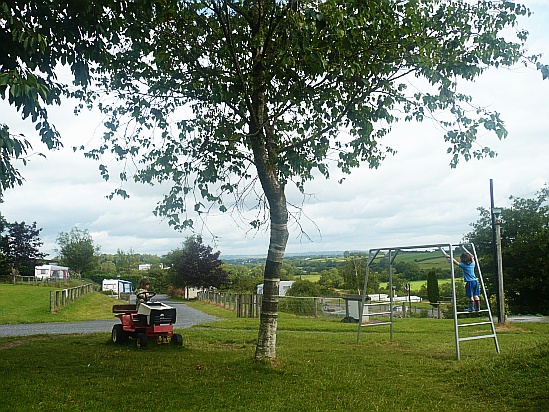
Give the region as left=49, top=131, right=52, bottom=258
left=198, top=291, right=448, bottom=320
left=197, top=291, right=349, bottom=319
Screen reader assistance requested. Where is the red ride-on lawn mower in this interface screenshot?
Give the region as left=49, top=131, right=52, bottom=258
left=111, top=291, right=183, bottom=348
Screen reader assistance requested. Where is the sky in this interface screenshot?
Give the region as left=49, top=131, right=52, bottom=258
left=1, top=2, right=548, bottom=259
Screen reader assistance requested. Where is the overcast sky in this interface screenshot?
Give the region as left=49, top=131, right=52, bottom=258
left=2, top=2, right=548, bottom=259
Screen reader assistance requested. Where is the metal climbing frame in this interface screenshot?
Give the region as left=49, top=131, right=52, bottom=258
left=356, top=242, right=500, bottom=360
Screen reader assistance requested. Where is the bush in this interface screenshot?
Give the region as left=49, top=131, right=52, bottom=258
left=166, top=285, right=186, bottom=299
left=278, top=296, right=322, bottom=317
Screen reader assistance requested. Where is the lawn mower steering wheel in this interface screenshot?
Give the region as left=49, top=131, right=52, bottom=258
left=136, top=291, right=156, bottom=302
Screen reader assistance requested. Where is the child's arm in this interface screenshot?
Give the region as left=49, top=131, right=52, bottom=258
left=443, top=252, right=459, bottom=266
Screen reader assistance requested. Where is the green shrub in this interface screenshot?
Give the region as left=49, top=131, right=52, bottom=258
left=278, top=297, right=322, bottom=317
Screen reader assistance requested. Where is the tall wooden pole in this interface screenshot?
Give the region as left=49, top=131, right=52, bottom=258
left=495, top=220, right=506, bottom=323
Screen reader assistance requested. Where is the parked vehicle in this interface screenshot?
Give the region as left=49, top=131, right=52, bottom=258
left=34, top=265, right=70, bottom=280
left=255, top=280, right=294, bottom=296
left=102, top=279, right=133, bottom=298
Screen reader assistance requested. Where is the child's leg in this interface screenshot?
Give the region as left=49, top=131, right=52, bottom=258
left=465, top=281, right=475, bottom=312
left=473, top=281, right=481, bottom=311
left=474, top=296, right=480, bottom=311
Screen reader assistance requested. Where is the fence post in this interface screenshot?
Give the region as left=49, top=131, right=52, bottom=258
left=248, top=294, right=253, bottom=318
left=50, top=291, right=54, bottom=312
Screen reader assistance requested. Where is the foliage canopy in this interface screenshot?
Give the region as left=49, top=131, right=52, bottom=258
left=56, top=227, right=100, bottom=276
left=165, top=236, right=228, bottom=289
left=465, top=186, right=549, bottom=315
left=0, top=218, right=45, bottom=276
left=0, top=0, right=126, bottom=197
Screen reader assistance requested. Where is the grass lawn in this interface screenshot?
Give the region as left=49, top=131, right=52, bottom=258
left=1, top=298, right=548, bottom=411
left=0, top=284, right=117, bottom=324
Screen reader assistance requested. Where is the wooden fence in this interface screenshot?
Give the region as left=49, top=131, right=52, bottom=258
left=197, top=290, right=262, bottom=318
left=50, top=284, right=94, bottom=313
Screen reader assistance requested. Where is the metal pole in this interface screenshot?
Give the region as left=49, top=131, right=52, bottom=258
left=449, top=244, right=460, bottom=360
left=490, top=180, right=501, bottom=321
left=389, top=250, right=393, bottom=340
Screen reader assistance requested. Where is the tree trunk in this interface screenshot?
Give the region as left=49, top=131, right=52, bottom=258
left=250, top=117, right=289, bottom=361
left=254, top=181, right=288, bottom=361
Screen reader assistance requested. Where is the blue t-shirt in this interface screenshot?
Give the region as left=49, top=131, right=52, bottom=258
left=459, top=262, right=476, bottom=282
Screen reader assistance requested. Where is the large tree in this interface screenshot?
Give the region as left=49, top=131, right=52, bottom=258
left=56, top=227, right=100, bottom=276
left=82, top=1, right=547, bottom=360
left=465, top=186, right=549, bottom=315
left=0, top=220, right=46, bottom=276
left=165, top=236, right=228, bottom=289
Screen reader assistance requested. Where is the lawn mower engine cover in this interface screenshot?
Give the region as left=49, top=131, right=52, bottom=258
left=136, top=301, right=177, bottom=326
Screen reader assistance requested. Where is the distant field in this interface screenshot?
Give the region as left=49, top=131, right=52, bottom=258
left=293, top=274, right=321, bottom=282
left=380, top=250, right=453, bottom=271
left=379, top=278, right=452, bottom=292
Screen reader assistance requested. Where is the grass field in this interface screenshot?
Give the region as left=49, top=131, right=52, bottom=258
left=0, top=284, right=116, bottom=324
left=379, top=278, right=452, bottom=292
left=1, top=286, right=548, bottom=411
left=293, top=274, right=322, bottom=282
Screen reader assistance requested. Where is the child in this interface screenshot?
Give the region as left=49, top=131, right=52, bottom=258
left=446, top=252, right=480, bottom=312
left=134, top=277, right=151, bottom=309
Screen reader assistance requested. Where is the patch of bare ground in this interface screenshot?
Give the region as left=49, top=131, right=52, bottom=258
left=0, top=337, right=49, bottom=351
left=496, top=323, right=532, bottom=333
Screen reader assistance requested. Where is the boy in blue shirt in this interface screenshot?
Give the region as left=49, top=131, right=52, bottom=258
left=447, top=252, right=480, bottom=312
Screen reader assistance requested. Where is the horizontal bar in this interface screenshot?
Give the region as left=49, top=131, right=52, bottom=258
left=360, top=322, right=392, bottom=327
left=368, top=242, right=462, bottom=254
left=458, top=334, right=496, bottom=342
left=456, top=310, right=491, bottom=315
left=364, top=311, right=392, bottom=316
left=458, top=321, right=493, bottom=327
left=363, top=302, right=393, bottom=306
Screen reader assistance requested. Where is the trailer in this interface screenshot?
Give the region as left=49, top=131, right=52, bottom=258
left=102, top=279, right=133, bottom=297
left=34, top=265, right=70, bottom=280
left=255, top=280, right=294, bottom=296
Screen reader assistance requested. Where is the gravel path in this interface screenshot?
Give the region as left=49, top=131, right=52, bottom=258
left=0, top=295, right=219, bottom=338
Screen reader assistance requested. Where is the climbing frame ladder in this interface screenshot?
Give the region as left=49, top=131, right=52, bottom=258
left=356, top=242, right=500, bottom=360
left=443, top=243, right=500, bottom=360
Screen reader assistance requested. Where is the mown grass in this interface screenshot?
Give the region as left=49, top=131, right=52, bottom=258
left=1, top=298, right=548, bottom=411
left=0, top=284, right=116, bottom=324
